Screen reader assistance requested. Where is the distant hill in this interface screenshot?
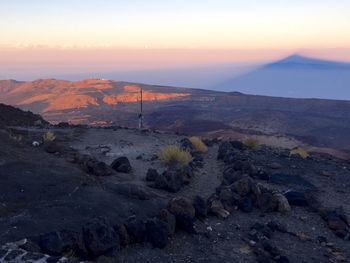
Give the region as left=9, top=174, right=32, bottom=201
left=1, top=78, right=350, bottom=157
left=215, top=55, right=350, bottom=100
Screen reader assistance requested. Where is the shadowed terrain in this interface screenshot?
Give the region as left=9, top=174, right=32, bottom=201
left=0, top=104, right=349, bottom=263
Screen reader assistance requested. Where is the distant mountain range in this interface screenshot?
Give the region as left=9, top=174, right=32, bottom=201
left=1, top=77, right=350, bottom=158
left=215, top=54, right=350, bottom=100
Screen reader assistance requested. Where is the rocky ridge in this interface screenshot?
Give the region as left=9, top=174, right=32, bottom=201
left=0, top=104, right=349, bottom=262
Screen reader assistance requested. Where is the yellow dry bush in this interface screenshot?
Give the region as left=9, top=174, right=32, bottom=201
left=43, top=131, right=56, bottom=142
left=243, top=138, right=260, bottom=150
left=189, top=136, right=208, bottom=153
left=159, top=145, right=193, bottom=166
left=290, top=147, right=309, bottom=159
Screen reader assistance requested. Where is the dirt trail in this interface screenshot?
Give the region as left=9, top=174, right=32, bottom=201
left=180, top=145, right=222, bottom=199
left=71, top=128, right=182, bottom=181
left=70, top=128, right=222, bottom=199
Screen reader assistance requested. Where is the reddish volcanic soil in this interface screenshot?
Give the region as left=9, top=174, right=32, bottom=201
left=0, top=78, right=190, bottom=112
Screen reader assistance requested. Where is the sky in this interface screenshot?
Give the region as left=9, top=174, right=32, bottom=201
left=0, top=0, right=350, bottom=80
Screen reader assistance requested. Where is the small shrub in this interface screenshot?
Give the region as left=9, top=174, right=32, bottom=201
left=243, top=138, right=260, bottom=150
left=159, top=145, right=193, bottom=166
left=290, top=147, right=309, bottom=159
left=43, top=131, right=56, bottom=142
left=189, top=136, right=208, bottom=153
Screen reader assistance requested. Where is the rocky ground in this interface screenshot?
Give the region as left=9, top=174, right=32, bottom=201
left=0, top=107, right=349, bottom=263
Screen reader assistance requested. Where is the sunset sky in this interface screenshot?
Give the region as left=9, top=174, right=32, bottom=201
left=1, top=0, right=350, bottom=79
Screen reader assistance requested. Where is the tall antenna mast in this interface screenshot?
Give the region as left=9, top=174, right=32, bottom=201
left=139, top=86, right=144, bottom=129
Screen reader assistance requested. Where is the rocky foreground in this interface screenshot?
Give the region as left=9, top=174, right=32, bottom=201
left=0, top=106, right=349, bottom=263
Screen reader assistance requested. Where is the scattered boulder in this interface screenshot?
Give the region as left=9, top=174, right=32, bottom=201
left=268, top=162, right=282, bottom=169
left=191, top=152, right=204, bottom=168
left=145, top=218, right=169, bottom=248
left=223, top=168, right=244, bottom=185
left=22, top=252, right=46, bottom=261
left=154, top=164, right=193, bottom=192
left=124, top=216, right=146, bottom=244
left=39, top=229, right=85, bottom=257
left=77, top=155, right=114, bottom=176
left=272, top=193, right=291, bottom=213
left=19, top=239, right=41, bottom=253
left=217, top=141, right=233, bottom=161
left=159, top=209, right=176, bottom=236
left=230, top=175, right=254, bottom=196
left=230, top=140, right=246, bottom=150
left=83, top=218, right=120, bottom=257
left=257, top=192, right=278, bottom=213
left=154, top=169, right=184, bottom=192
left=238, top=195, right=254, bottom=213
left=320, top=208, right=349, bottom=239
left=217, top=141, right=249, bottom=165
left=146, top=168, right=159, bottom=182
left=4, top=250, right=25, bottom=261
left=193, top=196, right=208, bottom=218
left=44, top=141, right=63, bottom=154
left=180, top=138, right=195, bottom=152
left=168, top=197, right=196, bottom=232
left=209, top=199, right=230, bottom=219
left=115, top=224, right=130, bottom=248
left=111, top=157, right=132, bottom=173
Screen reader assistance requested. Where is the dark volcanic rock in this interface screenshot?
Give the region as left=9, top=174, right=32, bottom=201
left=115, top=224, right=130, bottom=248
left=44, top=142, right=63, bottom=154
left=154, top=164, right=193, bottom=192
left=22, top=252, right=46, bottom=261
left=320, top=208, right=350, bottom=239
left=159, top=209, right=176, bottom=236
left=193, top=195, right=208, bottom=218
left=168, top=197, right=196, bottom=232
left=83, top=218, right=120, bottom=257
left=0, top=103, right=48, bottom=127
left=111, top=156, right=132, bottom=173
left=230, top=140, right=246, bottom=150
left=154, top=169, right=183, bottom=192
left=191, top=152, right=204, bottom=168
left=146, top=168, right=159, bottom=182
left=238, top=195, right=254, bottom=213
left=124, top=216, right=146, bottom=244
left=217, top=141, right=234, bottom=161
left=209, top=198, right=230, bottom=219
left=257, top=192, right=278, bottom=213
left=146, top=218, right=169, bottom=248
left=180, top=138, right=195, bottom=152
left=39, top=230, right=85, bottom=256
left=77, top=154, right=114, bottom=176
left=4, top=250, right=24, bottom=261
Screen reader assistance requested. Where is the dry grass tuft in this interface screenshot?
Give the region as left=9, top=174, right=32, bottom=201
left=243, top=138, right=260, bottom=150
left=189, top=136, right=208, bottom=153
left=159, top=145, right=193, bottom=166
left=290, top=147, right=309, bottom=159
left=43, top=131, right=56, bottom=142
